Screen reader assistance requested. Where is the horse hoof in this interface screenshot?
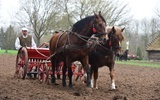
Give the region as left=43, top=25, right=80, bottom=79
left=63, top=83, right=67, bottom=87
left=27, top=73, right=32, bottom=79
left=68, top=84, right=72, bottom=88
left=110, top=86, right=117, bottom=90
left=87, top=84, right=91, bottom=87
left=52, top=83, right=59, bottom=86
left=94, top=87, right=98, bottom=89
left=111, top=85, right=117, bottom=90
left=51, top=78, right=55, bottom=83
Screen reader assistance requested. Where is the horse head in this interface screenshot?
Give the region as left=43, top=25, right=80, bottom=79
left=71, top=11, right=107, bottom=39
left=93, top=11, right=107, bottom=38
left=106, top=26, right=125, bottom=52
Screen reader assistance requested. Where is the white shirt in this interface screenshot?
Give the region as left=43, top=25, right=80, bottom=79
left=15, top=35, right=37, bottom=50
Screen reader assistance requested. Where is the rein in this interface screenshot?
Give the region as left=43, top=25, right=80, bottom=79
left=92, top=40, right=113, bottom=57
left=91, top=38, right=121, bottom=58
left=34, top=49, right=48, bottom=58
left=52, top=31, right=91, bottom=56
left=73, top=32, right=90, bottom=42
left=63, top=32, right=91, bottom=51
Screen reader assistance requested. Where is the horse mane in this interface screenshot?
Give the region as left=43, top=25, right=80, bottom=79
left=71, top=16, right=94, bottom=33
left=106, top=26, right=125, bottom=42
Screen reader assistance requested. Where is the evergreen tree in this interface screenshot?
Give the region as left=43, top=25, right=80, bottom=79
left=136, top=47, right=142, bottom=60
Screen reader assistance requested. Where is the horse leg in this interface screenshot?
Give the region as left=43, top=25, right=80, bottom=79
left=86, top=64, right=91, bottom=87
left=55, top=60, right=61, bottom=79
left=81, top=56, right=91, bottom=87
left=93, top=67, right=98, bottom=89
left=65, top=58, right=73, bottom=88
left=51, top=57, right=56, bottom=85
left=109, top=63, right=116, bottom=90
left=62, top=61, right=67, bottom=87
left=68, top=63, right=73, bottom=88
left=90, top=67, right=93, bottom=88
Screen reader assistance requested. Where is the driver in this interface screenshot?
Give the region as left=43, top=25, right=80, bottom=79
left=15, top=27, right=37, bottom=50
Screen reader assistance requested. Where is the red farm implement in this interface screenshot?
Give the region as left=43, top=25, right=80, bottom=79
left=15, top=46, right=84, bottom=83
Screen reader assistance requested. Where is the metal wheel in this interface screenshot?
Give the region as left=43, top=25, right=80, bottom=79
left=15, top=47, right=28, bottom=79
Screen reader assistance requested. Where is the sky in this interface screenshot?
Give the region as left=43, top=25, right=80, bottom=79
left=122, top=0, right=160, bottom=20
left=0, top=0, right=20, bottom=26
left=0, top=0, right=160, bottom=26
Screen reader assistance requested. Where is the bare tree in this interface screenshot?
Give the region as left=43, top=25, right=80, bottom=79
left=56, top=0, right=132, bottom=27
left=16, top=0, right=132, bottom=46
left=155, top=8, right=160, bottom=18
left=124, top=20, right=141, bottom=54
left=150, top=18, right=160, bottom=40
left=154, top=7, right=160, bottom=34
left=126, top=16, right=160, bottom=60
left=103, top=0, right=132, bottom=26
left=49, top=0, right=75, bottom=29
left=139, top=19, right=152, bottom=59
left=16, top=0, right=58, bottom=46
left=141, top=18, right=151, bottom=43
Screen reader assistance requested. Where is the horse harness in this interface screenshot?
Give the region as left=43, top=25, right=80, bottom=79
left=50, top=16, right=107, bottom=57
left=53, top=31, right=91, bottom=54
left=91, top=35, right=121, bottom=60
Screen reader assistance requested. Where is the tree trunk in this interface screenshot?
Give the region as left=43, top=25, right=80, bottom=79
left=5, top=49, right=8, bottom=53
left=37, top=37, right=41, bottom=47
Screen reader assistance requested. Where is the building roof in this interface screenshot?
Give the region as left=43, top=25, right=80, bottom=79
left=146, top=34, right=160, bottom=51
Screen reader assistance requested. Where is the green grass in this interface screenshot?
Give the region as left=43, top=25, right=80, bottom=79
left=116, top=60, right=160, bottom=68
left=0, top=50, right=18, bottom=55
left=0, top=49, right=160, bottom=68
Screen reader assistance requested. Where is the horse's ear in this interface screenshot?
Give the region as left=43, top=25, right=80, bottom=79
left=94, top=11, right=99, bottom=19
left=112, top=26, right=116, bottom=33
left=121, top=27, right=125, bottom=32
left=99, top=11, right=102, bottom=16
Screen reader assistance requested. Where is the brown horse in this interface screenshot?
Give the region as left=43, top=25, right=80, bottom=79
left=89, top=26, right=125, bottom=89
left=49, top=12, right=106, bottom=87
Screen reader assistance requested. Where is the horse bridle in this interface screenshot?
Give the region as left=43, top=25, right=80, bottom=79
left=93, top=40, right=112, bottom=56
left=91, top=29, right=121, bottom=57
left=92, top=18, right=107, bottom=36
left=108, top=31, right=121, bottom=51
left=70, top=17, right=107, bottom=42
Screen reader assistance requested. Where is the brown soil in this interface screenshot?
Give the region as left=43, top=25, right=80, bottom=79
left=0, top=55, right=160, bottom=100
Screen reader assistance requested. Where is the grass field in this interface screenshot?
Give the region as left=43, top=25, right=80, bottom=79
left=0, top=50, right=159, bottom=68
left=116, top=60, right=160, bottom=68
left=0, top=50, right=17, bottom=55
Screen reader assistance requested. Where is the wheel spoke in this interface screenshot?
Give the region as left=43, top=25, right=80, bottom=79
left=15, top=47, right=28, bottom=79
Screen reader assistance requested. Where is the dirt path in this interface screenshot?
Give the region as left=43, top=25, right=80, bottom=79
left=0, top=55, right=160, bottom=100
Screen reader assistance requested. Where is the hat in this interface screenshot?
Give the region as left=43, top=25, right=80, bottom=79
left=22, top=27, right=28, bottom=31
